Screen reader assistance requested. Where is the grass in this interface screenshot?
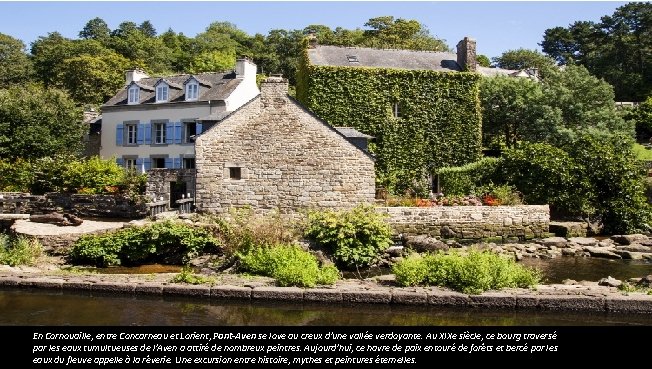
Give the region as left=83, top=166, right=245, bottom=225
left=0, top=234, right=43, bottom=266
left=633, top=143, right=652, bottom=161
left=170, top=266, right=217, bottom=285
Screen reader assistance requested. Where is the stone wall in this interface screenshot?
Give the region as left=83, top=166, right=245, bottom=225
left=195, top=78, right=376, bottom=214
left=0, top=192, right=147, bottom=219
left=378, top=205, right=550, bottom=240
left=146, top=169, right=196, bottom=208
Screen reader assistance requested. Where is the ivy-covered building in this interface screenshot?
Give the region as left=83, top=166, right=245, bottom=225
left=297, top=37, right=484, bottom=195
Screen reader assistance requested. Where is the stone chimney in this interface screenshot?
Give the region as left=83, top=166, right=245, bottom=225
left=456, top=37, right=477, bottom=72
left=307, top=30, right=318, bottom=49
left=125, top=69, right=149, bottom=85
left=260, top=74, right=289, bottom=107
left=235, top=57, right=257, bottom=79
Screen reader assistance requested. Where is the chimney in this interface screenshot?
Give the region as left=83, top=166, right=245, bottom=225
left=125, top=69, right=149, bottom=85
left=456, top=37, right=477, bottom=72
left=307, top=30, right=318, bottom=49
left=235, top=57, right=256, bottom=79
left=260, top=74, right=289, bottom=107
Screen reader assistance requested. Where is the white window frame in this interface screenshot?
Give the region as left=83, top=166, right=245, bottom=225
left=156, top=84, right=169, bottom=103
left=183, top=121, right=196, bottom=143
left=124, top=158, right=137, bottom=170
left=126, top=123, right=138, bottom=145
left=128, top=86, right=139, bottom=104
left=153, top=122, right=166, bottom=144
left=186, top=82, right=198, bottom=101
left=393, top=102, right=401, bottom=118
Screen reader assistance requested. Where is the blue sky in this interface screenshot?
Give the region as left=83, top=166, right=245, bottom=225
left=0, top=1, right=629, bottom=59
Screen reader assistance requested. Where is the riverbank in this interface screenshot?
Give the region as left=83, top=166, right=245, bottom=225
left=1, top=258, right=651, bottom=315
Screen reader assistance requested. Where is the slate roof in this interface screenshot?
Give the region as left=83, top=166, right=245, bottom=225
left=308, top=45, right=462, bottom=72
left=197, top=111, right=233, bottom=122
left=334, top=127, right=374, bottom=139
left=103, top=71, right=242, bottom=107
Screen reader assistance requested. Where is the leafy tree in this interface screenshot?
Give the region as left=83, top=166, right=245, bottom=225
left=0, top=84, right=84, bottom=160
left=491, top=48, right=556, bottom=74
left=188, top=50, right=236, bottom=74
left=476, top=54, right=490, bottom=67
left=362, top=16, right=449, bottom=51
left=79, top=17, right=111, bottom=42
left=138, top=20, right=157, bottom=38
left=627, top=96, right=652, bottom=141
left=0, top=33, right=32, bottom=86
left=30, top=32, right=75, bottom=86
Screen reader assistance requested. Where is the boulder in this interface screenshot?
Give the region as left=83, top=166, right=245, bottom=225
left=613, top=250, right=644, bottom=260
left=404, top=235, right=448, bottom=253
left=569, top=237, right=598, bottom=247
left=537, top=237, right=569, bottom=249
left=598, top=276, right=622, bottom=288
left=615, top=244, right=652, bottom=252
left=610, top=234, right=650, bottom=245
left=636, top=275, right=652, bottom=288
left=30, top=212, right=83, bottom=226
left=583, top=246, right=621, bottom=259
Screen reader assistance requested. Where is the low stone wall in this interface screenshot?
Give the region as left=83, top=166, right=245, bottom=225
left=378, top=205, right=550, bottom=240
left=0, top=193, right=147, bottom=219
left=146, top=169, right=196, bottom=208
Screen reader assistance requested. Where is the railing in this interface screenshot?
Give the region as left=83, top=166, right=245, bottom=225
left=147, top=200, right=168, bottom=217
left=176, top=198, right=194, bottom=214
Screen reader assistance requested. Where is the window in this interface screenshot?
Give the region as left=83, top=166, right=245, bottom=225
left=184, top=122, right=196, bottom=143
left=156, top=84, right=168, bottom=102
left=152, top=158, right=166, bottom=169
left=128, top=86, right=139, bottom=104
left=186, top=82, right=198, bottom=101
left=229, top=167, right=241, bottom=180
left=393, top=102, right=401, bottom=118
left=153, top=122, right=166, bottom=144
left=183, top=158, right=196, bottom=169
left=124, top=158, right=137, bottom=170
left=126, top=123, right=138, bottom=145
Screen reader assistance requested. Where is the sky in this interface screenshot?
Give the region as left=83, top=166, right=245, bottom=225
left=0, top=1, right=631, bottom=59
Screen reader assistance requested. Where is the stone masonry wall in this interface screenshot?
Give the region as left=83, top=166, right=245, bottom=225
left=378, top=205, right=550, bottom=240
left=146, top=169, right=196, bottom=206
left=195, top=79, right=376, bottom=214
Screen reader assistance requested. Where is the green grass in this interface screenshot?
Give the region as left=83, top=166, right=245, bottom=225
left=0, top=234, right=43, bottom=266
left=633, top=143, right=652, bottom=161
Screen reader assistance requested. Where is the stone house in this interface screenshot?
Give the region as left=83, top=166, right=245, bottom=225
left=194, top=76, right=376, bottom=214
left=100, top=58, right=259, bottom=173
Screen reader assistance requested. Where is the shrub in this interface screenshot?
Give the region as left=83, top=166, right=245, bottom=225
left=474, top=183, right=523, bottom=206
left=436, top=157, right=501, bottom=196
left=393, top=251, right=540, bottom=294
left=237, top=244, right=339, bottom=287
left=170, top=266, right=216, bottom=285
left=63, top=156, right=127, bottom=194
left=0, top=234, right=43, bottom=266
left=304, top=205, right=393, bottom=269
left=69, top=221, right=220, bottom=267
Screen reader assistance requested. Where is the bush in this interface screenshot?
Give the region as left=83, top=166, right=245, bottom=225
left=436, top=157, right=501, bottom=196
left=69, top=221, right=220, bottom=267
left=393, top=251, right=540, bottom=294
left=304, top=205, right=393, bottom=269
left=237, top=244, right=339, bottom=287
left=63, top=156, right=128, bottom=195
left=0, top=234, right=43, bottom=266
left=170, top=266, right=216, bottom=285
left=474, top=183, right=523, bottom=206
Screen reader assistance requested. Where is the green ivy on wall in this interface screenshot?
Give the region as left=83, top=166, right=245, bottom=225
left=297, top=50, right=482, bottom=196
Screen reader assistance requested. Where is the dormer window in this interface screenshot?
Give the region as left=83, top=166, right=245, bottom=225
left=128, top=86, right=140, bottom=104
left=156, top=83, right=169, bottom=103
left=186, top=82, right=198, bottom=101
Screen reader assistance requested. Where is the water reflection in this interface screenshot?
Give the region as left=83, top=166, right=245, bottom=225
left=1, top=289, right=651, bottom=326
left=519, top=257, right=652, bottom=283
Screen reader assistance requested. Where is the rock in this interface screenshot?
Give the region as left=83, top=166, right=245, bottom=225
left=598, top=239, right=615, bottom=248
left=583, top=246, right=622, bottom=259
left=569, top=237, right=598, bottom=247
left=615, top=244, right=652, bottom=252
left=610, top=234, right=650, bottom=245
left=514, top=252, right=523, bottom=261
left=404, top=235, right=448, bottom=253
left=562, top=279, right=578, bottom=285
left=598, top=276, right=622, bottom=288
left=636, top=275, right=652, bottom=288
left=30, top=212, right=83, bottom=226
left=549, top=221, right=588, bottom=237
left=561, top=248, right=578, bottom=256
left=386, top=246, right=404, bottom=257
left=613, top=250, right=644, bottom=260
left=537, top=237, right=569, bottom=248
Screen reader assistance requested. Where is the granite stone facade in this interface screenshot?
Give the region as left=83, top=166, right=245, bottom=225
left=378, top=205, right=550, bottom=240
left=195, top=78, right=376, bottom=214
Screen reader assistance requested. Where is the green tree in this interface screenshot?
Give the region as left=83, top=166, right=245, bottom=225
left=626, top=96, right=652, bottom=141
left=0, top=33, right=32, bottom=87
left=476, top=54, right=490, bottom=67
left=79, top=17, right=111, bottom=42
left=492, top=48, right=556, bottom=73
left=0, top=84, right=84, bottom=160
left=138, top=20, right=157, bottom=38
left=362, top=16, right=449, bottom=51
left=30, top=32, right=74, bottom=86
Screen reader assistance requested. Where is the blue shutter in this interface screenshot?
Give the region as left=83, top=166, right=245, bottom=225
left=143, top=158, right=152, bottom=171
left=174, top=122, right=182, bottom=144
left=165, top=122, right=174, bottom=144
left=135, top=158, right=143, bottom=173
left=173, top=157, right=181, bottom=169
left=116, top=158, right=124, bottom=167
left=196, top=122, right=203, bottom=135
left=164, top=158, right=173, bottom=169
left=144, top=123, right=152, bottom=144
left=137, top=123, right=144, bottom=144
left=116, top=124, right=124, bottom=146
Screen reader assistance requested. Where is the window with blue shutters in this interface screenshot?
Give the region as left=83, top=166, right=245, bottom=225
left=164, top=158, right=173, bottom=169
left=116, top=158, right=124, bottom=167
left=143, top=158, right=152, bottom=171
left=165, top=122, right=175, bottom=144
left=144, top=123, right=151, bottom=144
left=153, top=122, right=166, bottom=144
left=116, top=124, right=124, bottom=146
left=174, top=122, right=182, bottom=144
left=173, top=157, right=181, bottom=169
left=183, top=122, right=196, bottom=143
left=137, top=123, right=145, bottom=144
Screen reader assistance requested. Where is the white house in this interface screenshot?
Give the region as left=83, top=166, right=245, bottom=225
left=100, top=58, right=259, bottom=172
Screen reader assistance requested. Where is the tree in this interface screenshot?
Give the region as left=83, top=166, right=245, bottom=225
left=480, top=76, right=561, bottom=148
left=79, top=17, right=111, bottom=42
left=492, top=48, right=556, bottom=73
left=362, top=16, right=449, bottom=51
left=0, top=33, right=32, bottom=87
left=627, top=96, right=652, bottom=141
left=30, top=32, right=74, bottom=86
left=0, top=84, right=84, bottom=160
left=476, top=54, right=490, bottom=67
left=138, top=20, right=157, bottom=38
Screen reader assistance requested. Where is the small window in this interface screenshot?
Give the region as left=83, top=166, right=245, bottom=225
left=393, top=102, right=401, bottom=118
left=229, top=167, right=241, bottom=180
left=153, top=122, right=166, bottom=144
left=183, top=158, right=196, bottom=169
left=156, top=84, right=168, bottom=102
left=126, top=123, right=138, bottom=144
left=184, top=122, right=196, bottom=143
left=152, top=158, right=166, bottom=169
left=128, top=86, right=140, bottom=104
left=186, top=82, right=198, bottom=101
left=346, top=55, right=359, bottom=63
left=124, top=158, right=137, bottom=170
